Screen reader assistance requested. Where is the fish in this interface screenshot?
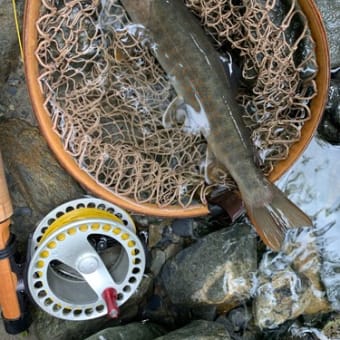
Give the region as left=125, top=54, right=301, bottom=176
left=119, top=0, right=312, bottom=251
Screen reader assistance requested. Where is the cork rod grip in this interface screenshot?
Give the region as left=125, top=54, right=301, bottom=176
left=0, top=152, right=13, bottom=222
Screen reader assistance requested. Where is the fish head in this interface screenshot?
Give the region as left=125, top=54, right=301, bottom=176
left=120, top=0, right=152, bottom=25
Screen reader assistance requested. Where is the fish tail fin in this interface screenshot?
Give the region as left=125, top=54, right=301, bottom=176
left=246, top=183, right=312, bottom=251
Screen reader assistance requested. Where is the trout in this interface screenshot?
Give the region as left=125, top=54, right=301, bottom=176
left=120, top=0, right=312, bottom=250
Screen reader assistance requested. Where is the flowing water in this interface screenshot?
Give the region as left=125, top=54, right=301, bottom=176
left=276, top=136, right=340, bottom=311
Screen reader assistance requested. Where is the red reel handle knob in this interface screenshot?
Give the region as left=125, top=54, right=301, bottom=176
left=102, top=287, right=119, bottom=319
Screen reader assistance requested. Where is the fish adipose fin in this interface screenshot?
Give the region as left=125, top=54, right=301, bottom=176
left=248, top=183, right=312, bottom=252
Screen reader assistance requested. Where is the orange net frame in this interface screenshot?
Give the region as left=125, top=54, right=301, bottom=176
left=35, top=0, right=317, bottom=208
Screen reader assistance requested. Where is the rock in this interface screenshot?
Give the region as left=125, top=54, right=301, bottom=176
left=85, top=322, right=166, bottom=340
left=32, top=310, right=120, bottom=340
left=155, top=320, right=230, bottom=340
left=120, top=274, right=154, bottom=317
left=254, top=228, right=330, bottom=329
left=314, top=0, right=340, bottom=67
left=161, top=223, right=257, bottom=311
left=149, top=223, right=186, bottom=277
left=0, top=64, right=36, bottom=125
left=191, top=305, right=217, bottom=322
left=319, top=221, right=340, bottom=311
left=322, top=313, right=340, bottom=339
left=171, top=218, right=196, bottom=238
left=318, top=75, right=340, bottom=145
left=216, top=306, right=259, bottom=340
left=0, top=0, right=23, bottom=84
left=0, top=119, right=84, bottom=245
left=150, top=249, right=167, bottom=276
left=148, top=223, right=166, bottom=248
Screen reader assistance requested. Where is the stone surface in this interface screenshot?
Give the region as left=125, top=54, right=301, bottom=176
left=32, top=311, right=118, bottom=340
left=120, top=274, right=154, bottom=317
left=314, top=0, right=340, bottom=67
left=322, top=313, right=340, bottom=339
left=318, top=75, right=340, bottom=145
left=0, top=0, right=23, bottom=84
left=216, top=306, right=260, bottom=340
left=254, top=228, right=331, bottom=329
left=319, top=221, right=340, bottom=312
left=85, top=322, right=166, bottom=340
left=0, top=119, right=84, bottom=245
left=0, top=64, right=36, bottom=126
left=161, top=223, right=257, bottom=310
left=155, top=320, right=230, bottom=340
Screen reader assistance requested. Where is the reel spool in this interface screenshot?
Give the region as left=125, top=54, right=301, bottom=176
left=27, top=198, right=145, bottom=321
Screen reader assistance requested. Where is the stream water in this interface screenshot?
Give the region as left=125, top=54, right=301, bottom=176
left=276, top=135, right=340, bottom=312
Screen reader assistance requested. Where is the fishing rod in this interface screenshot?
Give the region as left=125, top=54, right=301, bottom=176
left=0, top=151, right=30, bottom=334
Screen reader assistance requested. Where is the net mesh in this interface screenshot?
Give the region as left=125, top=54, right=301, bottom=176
left=35, top=0, right=317, bottom=208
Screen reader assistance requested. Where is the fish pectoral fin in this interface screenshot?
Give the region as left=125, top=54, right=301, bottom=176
left=247, top=184, right=313, bottom=252
left=204, top=147, right=226, bottom=184
left=162, top=96, right=185, bottom=128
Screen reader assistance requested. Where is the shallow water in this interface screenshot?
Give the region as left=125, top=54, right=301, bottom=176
left=277, top=136, right=339, bottom=229
left=276, top=136, right=340, bottom=311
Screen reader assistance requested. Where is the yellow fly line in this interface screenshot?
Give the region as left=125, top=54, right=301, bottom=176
left=12, top=0, right=24, bottom=62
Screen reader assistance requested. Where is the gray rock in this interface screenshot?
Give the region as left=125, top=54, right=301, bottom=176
left=120, top=274, right=154, bottom=315
left=32, top=311, right=118, bottom=340
left=171, top=218, right=195, bottom=238
left=155, top=320, right=230, bottom=340
left=0, top=0, right=23, bottom=84
left=148, top=220, right=171, bottom=248
left=0, top=119, right=84, bottom=245
left=322, top=314, right=340, bottom=339
left=150, top=249, right=167, bottom=276
left=318, top=220, right=340, bottom=311
left=216, top=306, right=259, bottom=340
left=314, top=0, right=340, bottom=67
left=254, top=228, right=330, bottom=329
left=161, top=223, right=257, bottom=311
left=85, top=322, right=166, bottom=340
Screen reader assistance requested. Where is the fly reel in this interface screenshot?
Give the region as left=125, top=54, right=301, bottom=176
left=27, top=198, right=145, bottom=321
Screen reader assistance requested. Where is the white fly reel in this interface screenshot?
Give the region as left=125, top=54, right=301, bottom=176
left=27, top=198, right=145, bottom=321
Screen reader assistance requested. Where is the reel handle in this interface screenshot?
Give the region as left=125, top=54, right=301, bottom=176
left=0, top=151, right=30, bottom=334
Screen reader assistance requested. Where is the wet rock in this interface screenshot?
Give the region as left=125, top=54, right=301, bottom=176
left=0, top=64, right=36, bottom=125
left=32, top=309, right=119, bottom=340
left=150, top=225, right=185, bottom=272
left=0, top=119, right=84, bottom=245
left=318, top=74, right=340, bottom=145
left=216, top=306, right=259, bottom=340
left=322, top=313, right=340, bottom=339
left=191, top=305, right=217, bottom=322
left=155, top=320, right=230, bottom=340
left=171, top=218, right=196, bottom=238
left=288, top=323, right=329, bottom=339
left=150, top=248, right=167, bottom=276
left=120, top=274, right=154, bottom=317
left=149, top=222, right=168, bottom=248
left=85, top=322, right=166, bottom=340
left=319, top=223, right=340, bottom=312
left=254, top=228, right=330, bottom=329
left=314, top=0, right=340, bottom=67
left=0, top=0, right=23, bottom=84
left=161, top=223, right=257, bottom=311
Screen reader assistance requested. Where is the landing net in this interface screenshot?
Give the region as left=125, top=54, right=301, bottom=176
left=35, top=0, right=317, bottom=207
